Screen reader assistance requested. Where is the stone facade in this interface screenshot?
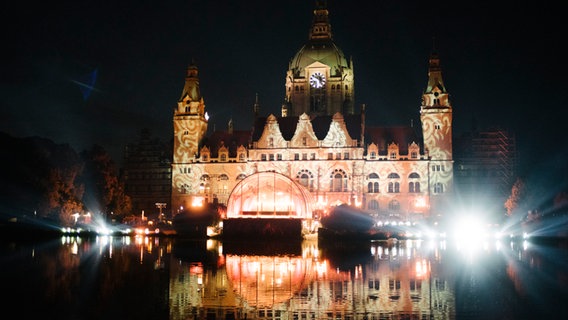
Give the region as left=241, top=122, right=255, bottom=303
left=171, top=2, right=453, bottom=222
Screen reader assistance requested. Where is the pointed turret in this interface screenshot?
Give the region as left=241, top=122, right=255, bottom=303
left=422, top=50, right=451, bottom=109
left=180, top=61, right=201, bottom=102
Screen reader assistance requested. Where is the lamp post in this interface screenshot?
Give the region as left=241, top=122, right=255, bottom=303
left=155, top=202, right=167, bottom=222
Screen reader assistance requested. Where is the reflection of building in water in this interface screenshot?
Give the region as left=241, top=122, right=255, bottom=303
left=168, top=240, right=456, bottom=319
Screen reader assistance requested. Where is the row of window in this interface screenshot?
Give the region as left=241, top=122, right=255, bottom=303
left=197, top=152, right=427, bottom=162
left=367, top=199, right=401, bottom=211
left=367, top=181, right=421, bottom=193
left=293, top=84, right=350, bottom=91
left=199, top=150, right=426, bottom=162
left=180, top=180, right=444, bottom=195
left=180, top=170, right=444, bottom=195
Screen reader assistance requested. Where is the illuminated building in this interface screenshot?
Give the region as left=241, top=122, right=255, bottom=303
left=171, top=1, right=454, bottom=223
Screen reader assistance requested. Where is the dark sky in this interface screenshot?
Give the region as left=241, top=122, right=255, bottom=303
left=3, top=0, right=567, bottom=191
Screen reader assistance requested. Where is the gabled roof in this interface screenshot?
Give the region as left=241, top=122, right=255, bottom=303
left=365, top=126, right=424, bottom=155
left=252, top=114, right=363, bottom=142
left=202, top=114, right=423, bottom=157
left=199, top=129, right=252, bottom=157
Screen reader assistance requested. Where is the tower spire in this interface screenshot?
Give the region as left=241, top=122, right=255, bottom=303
left=421, top=45, right=451, bottom=112
left=179, top=60, right=201, bottom=102
left=309, top=0, right=332, bottom=40
left=253, top=93, right=260, bottom=119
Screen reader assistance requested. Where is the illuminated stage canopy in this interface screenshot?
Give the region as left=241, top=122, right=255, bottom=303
left=226, top=172, right=314, bottom=219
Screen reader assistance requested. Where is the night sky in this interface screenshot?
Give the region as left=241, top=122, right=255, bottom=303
left=3, top=1, right=567, bottom=191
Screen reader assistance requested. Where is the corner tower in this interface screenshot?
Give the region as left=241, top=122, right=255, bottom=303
left=420, top=51, right=454, bottom=213
left=284, top=0, right=354, bottom=117
left=173, top=62, right=208, bottom=161
left=172, top=62, right=209, bottom=212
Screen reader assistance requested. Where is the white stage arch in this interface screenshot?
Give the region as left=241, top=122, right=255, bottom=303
left=226, top=172, right=314, bottom=219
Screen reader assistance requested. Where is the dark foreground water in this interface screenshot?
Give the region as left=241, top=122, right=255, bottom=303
left=1, top=234, right=567, bottom=320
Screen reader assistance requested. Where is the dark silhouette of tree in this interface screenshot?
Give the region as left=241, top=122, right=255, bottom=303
left=1, top=132, right=85, bottom=225
left=81, top=145, right=132, bottom=222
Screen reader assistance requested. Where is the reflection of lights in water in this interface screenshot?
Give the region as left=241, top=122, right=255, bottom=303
left=415, top=259, right=429, bottom=279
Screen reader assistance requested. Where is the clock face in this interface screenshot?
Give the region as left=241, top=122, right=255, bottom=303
left=309, top=72, right=326, bottom=88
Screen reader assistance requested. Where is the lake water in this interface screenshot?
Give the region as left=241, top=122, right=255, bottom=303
left=1, top=234, right=567, bottom=320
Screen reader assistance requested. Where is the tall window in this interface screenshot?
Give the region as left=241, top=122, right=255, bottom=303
left=367, top=173, right=379, bottom=193
left=388, top=200, right=400, bottom=212
left=329, top=169, right=347, bottom=192
left=434, top=183, right=444, bottom=194
left=296, top=169, right=314, bottom=191
left=368, top=200, right=379, bottom=212
left=387, top=173, right=400, bottom=193
left=218, top=174, right=229, bottom=194
left=408, top=172, right=420, bottom=193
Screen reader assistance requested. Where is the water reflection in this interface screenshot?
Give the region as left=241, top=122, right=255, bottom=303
left=1, top=235, right=567, bottom=319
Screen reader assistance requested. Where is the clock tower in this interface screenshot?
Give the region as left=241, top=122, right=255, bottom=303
left=283, top=0, right=354, bottom=117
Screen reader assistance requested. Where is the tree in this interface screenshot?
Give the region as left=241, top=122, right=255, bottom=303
left=39, top=153, right=85, bottom=226
left=504, top=178, right=526, bottom=217
left=81, top=145, right=132, bottom=221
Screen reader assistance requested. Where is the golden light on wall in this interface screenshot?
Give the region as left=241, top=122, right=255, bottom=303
left=415, top=197, right=428, bottom=208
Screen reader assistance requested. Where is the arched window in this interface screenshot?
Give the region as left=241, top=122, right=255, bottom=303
left=367, top=182, right=379, bottom=193
left=236, top=173, right=247, bottom=180
left=387, top=173, right=400, bottom=193
left=199, top=182, right=210, bottom=194
left=388, top=200, right=400, bottom=212
left=408, top=172, right=420, bottom=193
left=367, top=173, right=379, bottom=193
left=329, top=169, right=347, bottom=192
left=434, top=183, right=444, bottom=194
left=296, top=169, right=314, bottom=191
left=368, top=200, right=379, bottom=211
left=217, top=174, right=229, bottom=194
left=388, top=182, right=400, bottom=193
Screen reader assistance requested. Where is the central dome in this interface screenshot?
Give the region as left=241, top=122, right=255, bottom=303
left=290, top=39, right=349, bottom=77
